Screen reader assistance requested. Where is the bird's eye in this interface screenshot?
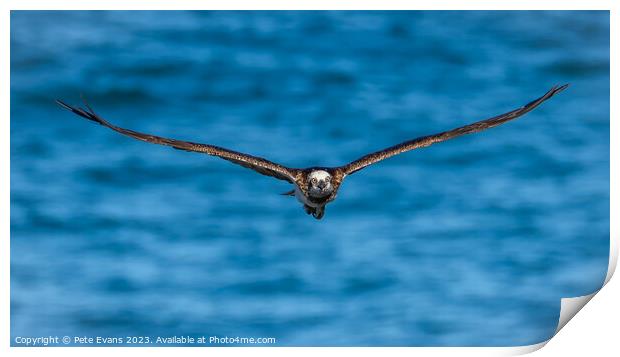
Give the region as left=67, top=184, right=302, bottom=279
left=311, top=178, right=317, bottom=184
left=326, top=176, right=331, bottom=182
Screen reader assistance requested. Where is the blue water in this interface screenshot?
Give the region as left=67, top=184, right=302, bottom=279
left=10, top=11, right=609, bottom=346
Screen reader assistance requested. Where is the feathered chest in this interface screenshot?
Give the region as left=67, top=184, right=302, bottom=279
left=294, top=187, right=336, bottom=208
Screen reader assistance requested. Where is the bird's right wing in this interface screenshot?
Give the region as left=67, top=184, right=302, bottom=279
left=56, top=99, right=302, bottom=184
left=339, top=84, right=569, bottom=175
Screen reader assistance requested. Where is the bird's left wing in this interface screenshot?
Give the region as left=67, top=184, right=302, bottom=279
left=56, top=99, right=302, bottom=184
left=339, top=84, right=568, bottom=176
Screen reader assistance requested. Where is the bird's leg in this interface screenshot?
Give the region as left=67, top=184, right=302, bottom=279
left=303, top=204, right=314, bottom=215
left=312, top=206, right=325, bottom=220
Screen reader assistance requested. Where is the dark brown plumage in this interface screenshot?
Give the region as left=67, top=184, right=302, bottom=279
left=57, top=84, right=567, bottom=219
left=338, top=84, right=569, bottom=175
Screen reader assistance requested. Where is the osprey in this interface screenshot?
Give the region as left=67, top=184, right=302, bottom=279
left=57, top=84, right=568, bottom=220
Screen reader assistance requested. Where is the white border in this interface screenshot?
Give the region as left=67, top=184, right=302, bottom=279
left=3, top=1, right=616, bottom=356
left=0, top=0, right=615, bottom=11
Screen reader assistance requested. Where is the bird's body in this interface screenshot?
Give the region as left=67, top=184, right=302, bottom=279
left=290, top=169, right=339, bottom=219
left=57, top=85, right=568, bottom=220
left=295, top=186, right=327, bottom=218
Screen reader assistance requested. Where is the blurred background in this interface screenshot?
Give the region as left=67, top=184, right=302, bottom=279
left=10, top=11, right=609, bottom=346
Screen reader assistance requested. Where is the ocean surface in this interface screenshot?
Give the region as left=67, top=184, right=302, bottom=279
left=10, top=11, right=609, bottom=346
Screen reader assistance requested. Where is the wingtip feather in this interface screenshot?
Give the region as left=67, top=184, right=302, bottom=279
left=551, top=83, right=570, bottom=96
left=55, top=98, right=102, bottom=124
left=55, top=99, right=73, bottom=111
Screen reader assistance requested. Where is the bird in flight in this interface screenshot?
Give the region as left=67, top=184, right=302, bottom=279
left=57, top=84, right=567, bottom=220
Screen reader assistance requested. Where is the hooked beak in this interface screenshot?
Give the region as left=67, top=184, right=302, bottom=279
left=318, top=181, right=326, bottom=189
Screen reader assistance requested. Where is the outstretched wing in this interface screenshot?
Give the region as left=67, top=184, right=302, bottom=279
left=340, top=84, right=569, bottom=175
left=56, top=99, right=301, bottom=183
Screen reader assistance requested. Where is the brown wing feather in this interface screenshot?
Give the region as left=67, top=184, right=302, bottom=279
left=340, top=84, right=569, bottom=175
left=56, top=100, right=301, bottom=183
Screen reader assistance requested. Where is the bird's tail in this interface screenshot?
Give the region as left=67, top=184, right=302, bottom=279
left=280, top=189, right=295, bottom=196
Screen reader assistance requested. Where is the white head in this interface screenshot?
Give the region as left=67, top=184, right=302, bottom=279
left=307, top=170, right=333, bottom=197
